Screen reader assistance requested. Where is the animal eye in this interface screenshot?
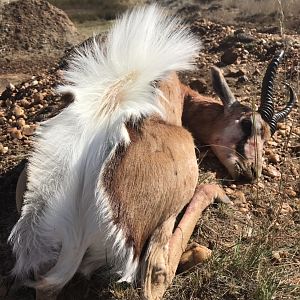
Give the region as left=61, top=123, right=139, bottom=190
left=240, top=119, right=252, bottom=136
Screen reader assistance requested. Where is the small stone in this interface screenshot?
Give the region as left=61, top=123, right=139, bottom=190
left=20, top=99, right=31, bottom=108
left=7, top=82, right=15, bottom=90
left=258, top=182, right=265, bottom=188
left=13, top=106, right=25, bottom=118
left=290, top=167, right=299, bottom=177
left=1, top=146, right=8, bottom=154
left=263, top=165, right=281, bottom=178
left=280, top=202, right=293, bottom=214
left=32, top=80, right=39, bottom=86
left=235, top=191, right=246, bottom=203
left=189, top=78, right=207, bottom=93
left=221, top=48, right=238, bottom=65
left=272, top=251, right=282, bottom=262
left=17, top=118, right=26, bottom=128
left=0, top=117, right=7, bottom=125
left=22, top=124, right=37, bottom=136
left=277, top=123, right=287, bottom=130
left=224, top=187, right=234, bottom=195
left=33, top=92, right=44, bottom=103
left=10, top=128, right=23, bottom=139
left=267, top=140, right=278, bottom=147
left=237, top=75, right=248, bottom=83
left=5, top=99, right=12, bottom=106
left=285, top=189, right=297, bottom=198
left=268, top=153, right=280, bottom=164
left=239, top=207, right=249, bottom=213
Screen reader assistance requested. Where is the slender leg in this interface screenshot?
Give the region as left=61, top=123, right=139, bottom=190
left=141, top=184, right=230, bottom=299
left=141, top=216, right=176, bottom=300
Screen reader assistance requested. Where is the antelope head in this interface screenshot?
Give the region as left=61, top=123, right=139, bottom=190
left=208, top=51, right=296, bottom=181
left=182, top=51, right=296, bottom=182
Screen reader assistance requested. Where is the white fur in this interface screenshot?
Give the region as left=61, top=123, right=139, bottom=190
left=8, top=4, right=201, bottom=289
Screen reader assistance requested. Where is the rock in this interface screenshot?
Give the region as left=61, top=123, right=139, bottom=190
left=20, top=99, right=31, bottom=108
left=33, top=92, right=44, bottom=103
left=0, top=117, right=7, bottom=125
left=17, top=118, right=26, bottom=128
left=234, top=191, right=246, bottom=203
left=224, top=187, right=234, bottom=195
left=272, top=250, right=282, bottom=262
left=280, top=202, right=293, bottom=214
left=225, top=67, right=246, bottom=78
left=22, top=124, right=37, bottom=136
left=221, top=48, right=238, bottom=65
left=10, top=127, right=23, bottom=139
left=268, top=153, right=280, bottom=164
left=285, top=188, right=297, bottom=198
left=13, top=106, right=25, bottom=118
left=263, top=165, right=281, bottom=178
left=189, top=78, right=208, bottom=93
left=237, top=75, right=248, bottom=83
left=7, top=83, right=15, bottom=91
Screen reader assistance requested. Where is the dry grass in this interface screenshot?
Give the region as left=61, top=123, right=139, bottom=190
left=223, top=0, right=300, bottom=16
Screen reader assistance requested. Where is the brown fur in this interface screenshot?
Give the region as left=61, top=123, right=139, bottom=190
left=103, top=72, right=198, bottom=258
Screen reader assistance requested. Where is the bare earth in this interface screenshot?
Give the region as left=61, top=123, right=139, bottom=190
left=0, top=0, right=299, bottom=299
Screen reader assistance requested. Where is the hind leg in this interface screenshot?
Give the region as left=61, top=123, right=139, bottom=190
left=141, top=184, right=230, bottom=299
left=141, top=216, right=176, bottom=300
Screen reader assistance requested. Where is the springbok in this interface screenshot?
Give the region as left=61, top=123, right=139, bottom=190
left=182, top=51, right=296, bottom=181
left=9, top=5, right=229, bottom=300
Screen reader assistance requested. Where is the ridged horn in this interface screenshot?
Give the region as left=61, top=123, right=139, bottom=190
left=268, top=83, right=297, bottom=135
left=258, top=50, right=284, bottom=122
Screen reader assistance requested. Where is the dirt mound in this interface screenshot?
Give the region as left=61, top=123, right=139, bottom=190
left=0, top=0, right=80, bottom=54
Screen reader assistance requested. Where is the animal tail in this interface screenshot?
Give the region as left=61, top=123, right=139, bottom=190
left=58, top=4, right=201, bottom=126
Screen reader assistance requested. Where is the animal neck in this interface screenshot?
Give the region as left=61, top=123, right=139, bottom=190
left=181, top=84, right=224, bottom=145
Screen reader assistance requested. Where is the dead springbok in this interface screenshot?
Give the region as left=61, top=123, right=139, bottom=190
left=9, top=5, right=229, bottom=300
left=182, top=51, right=296, bottom=181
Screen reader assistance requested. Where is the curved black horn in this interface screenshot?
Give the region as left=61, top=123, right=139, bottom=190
left=258, top=50, right=284, bottom=122
left=268, top=83, right=297, bottom=135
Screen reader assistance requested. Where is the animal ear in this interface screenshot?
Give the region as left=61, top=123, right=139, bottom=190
left=211, top=66, right=236, bottom=109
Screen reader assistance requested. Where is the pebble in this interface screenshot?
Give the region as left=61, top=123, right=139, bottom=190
left=235, top=191, right=247, bottom=203
left=263, top=165, right=281, bottom=178
left=268, top=153, right=280, bottom=163
left=10, top=127, right=23, bottom=139
left=267, top=140, right=278, bottom=147
left=33, top=92, right=44, bottom=103
left=272, top=251, right=282, bottom=262
left=280, top=202, right=293, bottom=215
left=189, top=78, right=207, bottom=93
left=285, top=188, right=297, bottom=198
left=7, top=83, right=15, bottom=90
left=20, top=99, right=31, bottom=108
left=13, top=106, right=25, bottom=118
left=221, top=48, right=238, bottom=65
left=224, top=187, right=234, bottom=195
left=22, top=124, right=37, bottom=136
left=290, top=166, right=299, bottom=177
left=17, top=118, right=26, bottom=128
